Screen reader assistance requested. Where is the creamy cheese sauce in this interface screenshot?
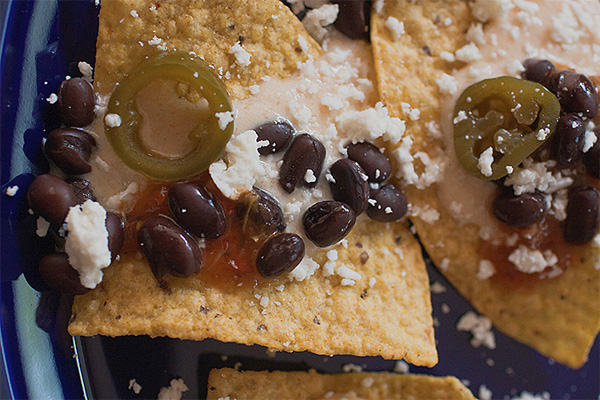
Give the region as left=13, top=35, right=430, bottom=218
left=436, top=0, right=600, bottom=241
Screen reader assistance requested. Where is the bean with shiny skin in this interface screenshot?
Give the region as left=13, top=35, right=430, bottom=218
left=45, top=128, right=97, bottom=175
left=279, top=133, right=326, bottom=193
left=67, top=178, right=96, bottom=203
left=565, top=186, right=600, bottom=244
left=106, top=212, right=125, bottom=262
left=366, top=184, right=408, bottom=222
left=347, top=142, right=392, bottom=183
left=39, top=253, right=89, bottom=295
left=256, top=233, right=305, bottom=278
left=235, top=187, right=285, bottom=237
left=303, top=201, right=356, bottom=247
left=332, top=0, right=371, bottom=40
left=553, top=113, right=585, bottom=167
left=138, top=216, right=202, bottom=279
left=254, top=120, right=295, bottom=155
left=27, top=174, right=78, bottom=225
left=548, top=70, right=599, bottom=118
left=493, top=192, right=547, bottom=227
left=169, top=182, right=226, bottom=239
left=584, top=132, right=600, bottom=178
left=328, top=159, right=370, bottom=215
left=58, top=77, right=96, bottom=127
left=522, top=59, right=555, bottom=86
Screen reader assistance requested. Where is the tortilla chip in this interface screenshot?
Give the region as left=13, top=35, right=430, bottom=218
left=371, top=0, right=600, bottom=368
left=206, top=368, right=476, bottom=400
left=93, top=0, right=322, bottom=99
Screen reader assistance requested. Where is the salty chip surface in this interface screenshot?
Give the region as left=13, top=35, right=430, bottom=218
left=69, top=0, right=437, bottom=365
left=206, top=368, right=476, bottom=400
left=371, top=0, right=600, bottom=368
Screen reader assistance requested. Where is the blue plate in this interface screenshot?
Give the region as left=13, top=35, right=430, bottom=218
left=1, top=1, right=598, bottom=399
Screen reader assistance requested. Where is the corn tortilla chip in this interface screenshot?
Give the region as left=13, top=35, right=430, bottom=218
left=371, top=0, right=600, bottom=368
left=70, top=0, right=437, bottom=365
left=206, top=368, right=476, bottom=400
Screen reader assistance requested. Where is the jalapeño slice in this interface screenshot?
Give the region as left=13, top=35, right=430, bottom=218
left=105, top=51, right=234, bottom=181
left=453, top=76, right=560, bottom=180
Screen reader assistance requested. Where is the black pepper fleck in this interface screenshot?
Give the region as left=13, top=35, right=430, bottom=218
left=360, top=251, right=369, bottom=264
left=115, top=315, right=121, bottom=320
left=228, top=24, right=235, bottom=31
left=295, top=46, right=302, bottom=53
left=313, top=316, right=321, bottom=325
left=360, top=289, right=368, bottom=299
left=258, top=324, right=267, bottom=331
left=199, top=305, right=210, bottom=313
left=238, top=35, right=246, bottom=44
left=395, top=236, right=402, bottom=245
left=356, top=242, right=363, bottom=248
left=422, top=45, right=432, bottom=56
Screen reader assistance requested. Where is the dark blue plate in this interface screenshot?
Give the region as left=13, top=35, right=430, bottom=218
left=1, top=1, right=598, bottom=399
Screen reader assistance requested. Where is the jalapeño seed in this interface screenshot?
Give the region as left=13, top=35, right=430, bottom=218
left=256, top=233, right=305, bottom=278
left=303, top=200, right=356, bottom=247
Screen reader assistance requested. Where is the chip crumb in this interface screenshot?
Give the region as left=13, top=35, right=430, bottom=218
left=393, top=360, right=409, bottom=374
left=430, top=281, right=446, bottom=294
left=342, top=363, right=364, bottom=373
left=456, top=311, right=496, bottom=349
left=128, top=379, right=142, bottom=395
left=157, top=378, right=188, bottom=400
left=5, top=186, right=18, bottom=197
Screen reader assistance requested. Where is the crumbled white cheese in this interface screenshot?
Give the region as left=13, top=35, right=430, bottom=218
left=385, top=17, right=405, bottom=40
left=536, top=127, right=550, bottom=141
left=466, top=23, right=486, bottom=44
left=369, top=277, right=376, bottom=288
left=508, top=245, right=558, bottom=274
left=147, top=35, right=162, bottom=46
left=46, top=93, right=58, bottom=104
left=455, top=43, right=482, bottom=63
left=479, top=385, right=493, bottom=400
left=228, top=42, right=251, bottom=67
left=342, top=363, right=363, bottom=373
left=128, top=379, right=142, bottom=395
left=209, top=130, right=266, bottom=199
left=288, top=256, right=320, bottom=281
left=260, top=296, right=269, bottom=308
left=78, top=61, right=93, bottom=82
left=550, top=189, right=568, bottom=221
left=551, top=4, right=583, bottom=44
left=36, top=216, right=51, bottom=237
left=456, top=311, right=496, bottom=349
left=477, top=259, right=496, bottom=280
left=215, top=110, right=237, bottom=130
left=5, top=186, right=18, bottom=197
left=453, top=110, right=467, bottom=124
left=337, top=264, right=361, bottom=281
left=436, top=73, right=458, bottom=95
left=393, top=360, right=409, bottom=374
left=373, top=0, right=385, bottom=14
left=410, top=204, right=440, bottom=224
left=157, top=378, right=189, bottom=400
left=440, top=51, right=455, bottom=62
left=361, top=377, right=374, bottom=388
left=104, top=113, right=122, bottom=127
left=439, top=258, right=450, bottom=271
left=302, top=4, right=339, bottom=42
left=64, top=200, right=111, bottom=289
left=304, top=169, right=317, bottom=183
left=505, top=158, right=573, bottom=195
left=511, top=391, right=551, bottom=400
left=477, top=147, right=494, bottom=177
left=430, top=281, right=447, bottom=294
left=337, top=102, right=406, bottom=145
left=583, top=121, right=597, bottom=153
left=341, top=278, right=356, bottom=286
left=469, top=0, right=513, bottom=22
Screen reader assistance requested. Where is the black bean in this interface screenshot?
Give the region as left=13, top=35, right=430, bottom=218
left=522, top=59, right=555, bottom=86
left=235, top=187, right=285, bottom=238
left=39, top=253, right=89, bottom=295
left=66, top=178, right=96, bottom=203
left=138, top=215, right=202, bottom=279
left=303, top=200, right=356, bottom=247
left=553, top=113, right=585, bottom=167
left=279, top=133, right=326, bottom=193
left=564, top=186, right=599, bottom=244
left=584, top=129, right=600, bottom=178
left=254, top=120, right=295, bottom=155
left=366, top=184, right=408, bottom=222
left=169, top=182, right=226, bottom=239
left=45, top=128, right=97, bottom=175
left=328, top=159, right=370, bottom=215
left=347, top=142, right=391, bottom=183
left=106, top=212, right=124, bottom=262
left=58, top=77, right=96, bottom=127
left=332, top=0, right=371, bottom=40
left=27, top=174, right=79, bottom=225
left=548, top=70, right=599, bottom=118
left=493, top=192, right=546, bottom=227
left=256, top=233, right=305, bottom=278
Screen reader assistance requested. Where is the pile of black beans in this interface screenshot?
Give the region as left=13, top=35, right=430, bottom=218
left=27, top=77, right=124, bottom=295
left=492, top=59, right=599, bottom=244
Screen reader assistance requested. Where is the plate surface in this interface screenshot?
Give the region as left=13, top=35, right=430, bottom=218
left=1, top=1, right=598, bottom=399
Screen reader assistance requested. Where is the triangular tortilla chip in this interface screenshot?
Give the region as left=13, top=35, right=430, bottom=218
left=371, top=0, right=600, bottom=368
left=206, top=368, right=476, bottom=400
left=69, top=0, right=438, bottom=366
